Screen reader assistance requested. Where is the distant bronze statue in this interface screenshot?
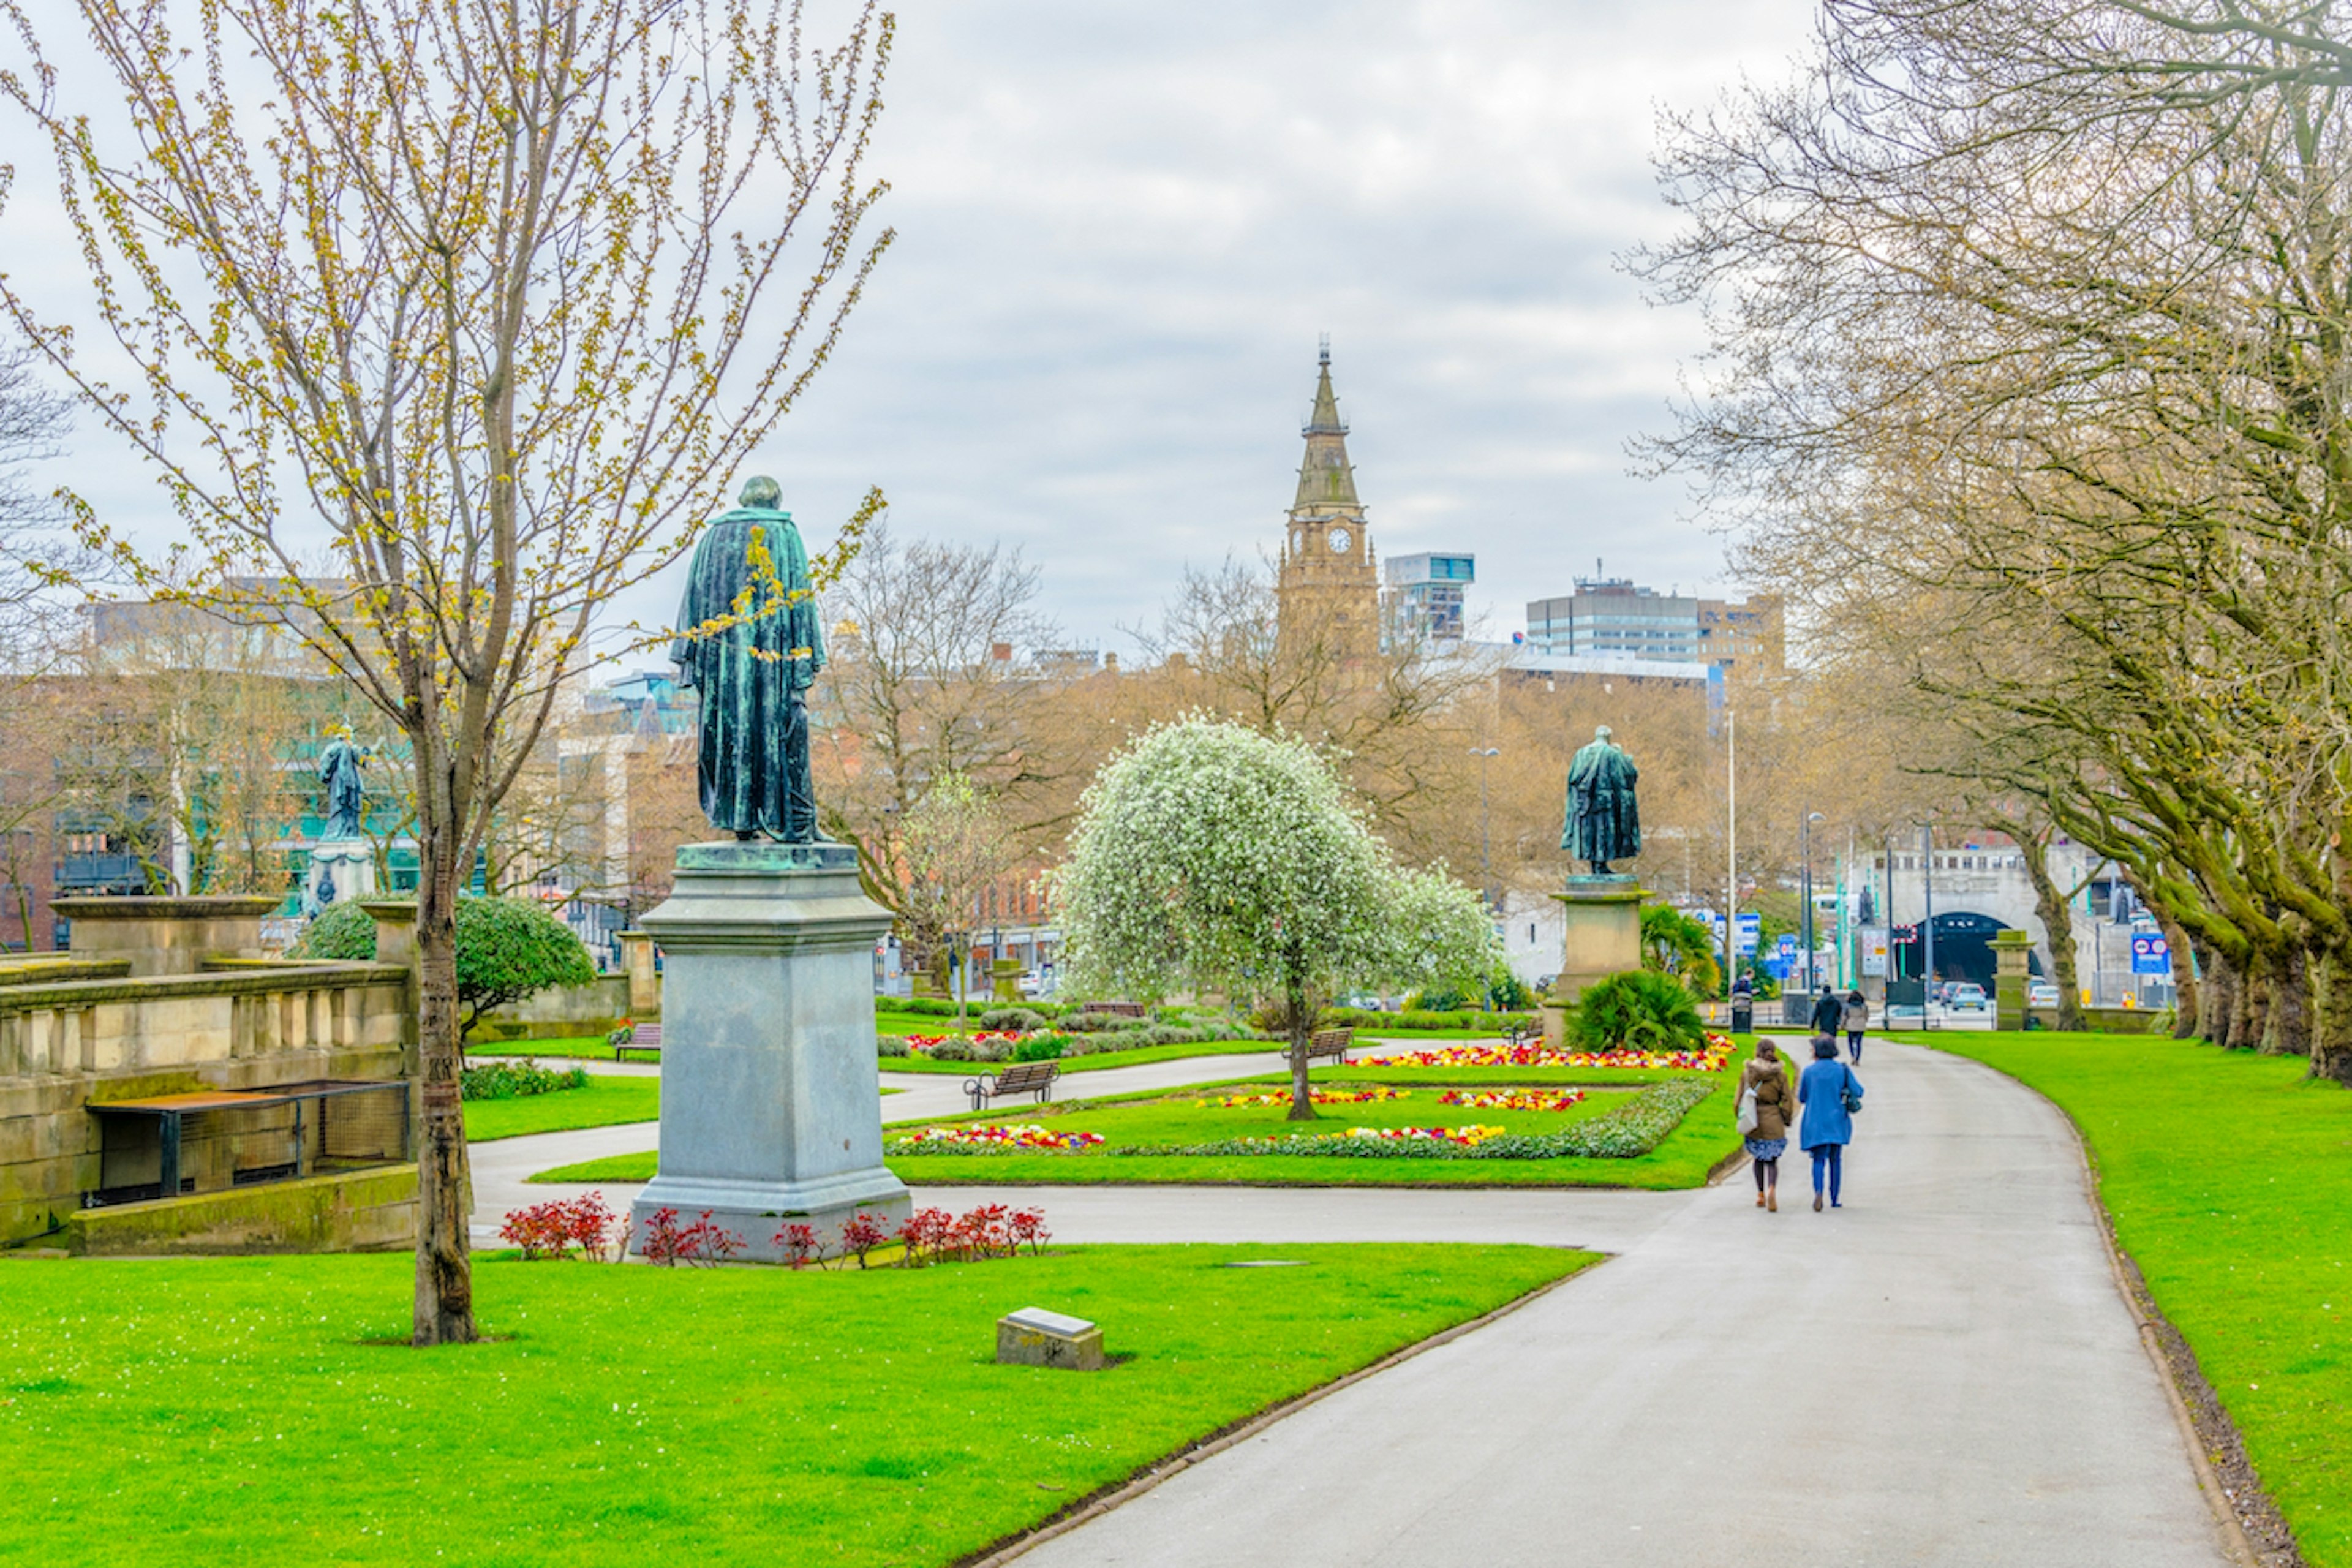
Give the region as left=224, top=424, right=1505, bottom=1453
left=318, top=726, right=368, bottom=840
left=671, top=476, right=827, bottom=842
left=1563, top=725, right=1641, bottom=875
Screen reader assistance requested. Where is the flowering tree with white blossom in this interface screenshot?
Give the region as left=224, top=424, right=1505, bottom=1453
left=1054, top=716, right=1495, bottom=1120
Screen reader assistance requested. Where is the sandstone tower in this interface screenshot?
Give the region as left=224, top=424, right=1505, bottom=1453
left=1276, top=340, right=1379, bottom=660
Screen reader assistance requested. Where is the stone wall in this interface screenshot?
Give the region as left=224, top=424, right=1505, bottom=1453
left=470, top=973, right=632, bottom=1042
left=0, top=899, right=415, bottom=1248
left=65, top=1165, right=418, bottom=1255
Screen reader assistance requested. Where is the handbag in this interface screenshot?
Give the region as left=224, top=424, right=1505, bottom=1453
left=1840, top=1068, right=1864, bottom=1117
left=1735, top=1087, right=1759, bottom=1136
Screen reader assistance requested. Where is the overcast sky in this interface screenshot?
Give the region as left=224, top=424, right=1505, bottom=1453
left=21, top=0, right=1820, bottom=671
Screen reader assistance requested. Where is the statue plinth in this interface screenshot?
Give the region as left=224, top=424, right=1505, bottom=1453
left=305, top=838, right=377, bottom=916
left=1541, top=875, right=1646, bottom=1046
left=631, top=839, right=908, bottom=1259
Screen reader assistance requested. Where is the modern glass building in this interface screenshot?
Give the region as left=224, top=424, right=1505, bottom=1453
left=1384, top=552, right=1475, bottom=641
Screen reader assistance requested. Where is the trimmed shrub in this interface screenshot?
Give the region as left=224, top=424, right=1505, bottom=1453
left=460, top=1061, right=589, bottom=1100
left=298, top=897, right=597, bottom=1036
left=876, top=1034, right=911, bottom=1058
left=979, top=1007, right=1047, bottom=1033
left=1011, top=1033, right=1067, bottom=1063
left=1569, top=970, right=1705, bottom=1054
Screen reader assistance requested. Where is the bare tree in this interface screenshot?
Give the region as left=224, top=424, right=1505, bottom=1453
left=1635, top=0, right=2352, bottom=1077
left=813, top=522, right=1064, bottom=922
left=3, top=0, right=894, bottom=1340
left=897, top=772, right=1017, bottom=1027
left=1137, top=554, right=1499, bottom=869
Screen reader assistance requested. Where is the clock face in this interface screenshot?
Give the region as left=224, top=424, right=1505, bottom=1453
left=1327, top=526, right=1352, bottom=552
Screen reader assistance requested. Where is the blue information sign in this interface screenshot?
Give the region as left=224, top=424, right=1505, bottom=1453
left=2130, top=933, right=2172, bottom=976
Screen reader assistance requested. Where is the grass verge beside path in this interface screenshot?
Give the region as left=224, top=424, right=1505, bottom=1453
left=464, top=1075, right=659, bottom=1142
left=0, top=1244, right=1591, bottom=1568
left=1918, top=1030, right=2352, bottom=1566
left=470, top=1035, right=627, bottom=1062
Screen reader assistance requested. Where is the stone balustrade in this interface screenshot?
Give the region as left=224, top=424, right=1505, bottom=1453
left=0, top=897, right=418, bottom=1248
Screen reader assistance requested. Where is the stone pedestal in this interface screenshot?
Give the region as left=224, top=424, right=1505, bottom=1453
left=1992, top=928, right=2035, bottom=1031
left=50, top=895, right=281, bottom=976
left=1540, top=876, right=1646, bottom=1044
left=304, top=839, right=377, bottom=916
left=990, top=957, right=1024, bottom=1004
left=631, top=840, right=908, bottom=1261
left=617, top=930, right=661, bottom=1019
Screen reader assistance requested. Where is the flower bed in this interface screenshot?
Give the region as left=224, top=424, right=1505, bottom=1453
left=1437, top=1088, right=1586, bottom=1112
left=1336, top=1123, right=1506, bottom=1147
left=889, top=1123, right=1104, bottom=1152
left=1109, top=1078, right=1716, bottom=1161
left=1205, top=1087, right=1409, bottom=1108
left=1360, top=1034, right=1733, bottom=1072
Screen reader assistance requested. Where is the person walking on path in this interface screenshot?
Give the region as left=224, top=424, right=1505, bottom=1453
left=1808, top=987, right=1845, bottom=1042
left=1737, top=1041, right=1796, bottom=1211
left=1842, top=989, right=1868, bottom=1063
left=1798, top=1038, right=1864, bottom=1212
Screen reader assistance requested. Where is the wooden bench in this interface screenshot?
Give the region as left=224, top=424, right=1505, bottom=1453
left=1076, top=1001, right=1147, bottom=1019
left=965, top=1059, right=1060, bottom=1112
left=612, top=1022, right=662, bottom=1064
left=1297, top=1027, right=1353, bottom=1067
left=1504, top=1020, right=1540, bottom=1049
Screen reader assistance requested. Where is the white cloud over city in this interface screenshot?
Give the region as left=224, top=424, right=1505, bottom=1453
left=15, top=0, right=1819, bottom=666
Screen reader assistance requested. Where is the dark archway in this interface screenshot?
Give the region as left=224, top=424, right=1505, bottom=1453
left=1890, top=911, right=2041, bottom=992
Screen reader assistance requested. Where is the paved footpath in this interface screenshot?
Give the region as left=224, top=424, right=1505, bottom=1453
left=1016, top=1042, right=2234, bottom=1568
left=469, top=1042, right=2234, bottom=1564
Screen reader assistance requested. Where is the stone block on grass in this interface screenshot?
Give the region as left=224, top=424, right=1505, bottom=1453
left=997, top=1306, right=1106, bottom=1370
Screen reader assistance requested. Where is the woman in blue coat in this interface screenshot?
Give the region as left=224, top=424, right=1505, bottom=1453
left=1796, top=1037, right=1864, bottom=1211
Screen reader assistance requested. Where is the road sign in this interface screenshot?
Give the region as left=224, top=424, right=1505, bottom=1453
left=1736, top=913, right=1760, bottom=957
left=2130, top=933, right=2172, bottom=976
left=1858, top=925, right=1890, bottom=978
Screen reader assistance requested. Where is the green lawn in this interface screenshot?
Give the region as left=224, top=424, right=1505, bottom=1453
left=464, top=1076, right=660, bottom=1142
left=470, top=1036, right=628, bottom=1062
left=0, top=1244, right=1591, bottom=1567
left=537, top=1073, right=1738, bottom=1190
left=1918, top=1031, right=2352, bottom=1565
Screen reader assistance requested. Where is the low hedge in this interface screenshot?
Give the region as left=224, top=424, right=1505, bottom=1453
left=1317, top=1006, right=1538, bottom=1033
left=459, top=1061, right=590, bottom=1101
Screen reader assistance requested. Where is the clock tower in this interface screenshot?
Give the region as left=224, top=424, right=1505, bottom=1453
left=1276, top=340, right=1379, bottom=659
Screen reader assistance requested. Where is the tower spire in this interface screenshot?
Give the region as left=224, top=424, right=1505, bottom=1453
left=1295, top=340, right=1357, bottom=507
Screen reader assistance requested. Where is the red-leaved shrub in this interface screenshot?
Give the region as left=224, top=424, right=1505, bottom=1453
left=499, top=1193, right=622, bottom=1261
left=774, top=1222, right=821, bottom=1269
left=894, top=1207, right=956, bottom=1267
left=636, top=1207, right=746, bottom=1266
left=839, top=1211, right=889, bottom=1268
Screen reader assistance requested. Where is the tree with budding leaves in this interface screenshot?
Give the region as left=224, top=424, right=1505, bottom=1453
left=0, top=0, right=894, bottom=1341
left=1054, top=715, right=1497, bottom=1121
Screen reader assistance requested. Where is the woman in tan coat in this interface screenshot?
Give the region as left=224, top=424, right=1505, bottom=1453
left=1738, top=1040, right=1796, bottom=1211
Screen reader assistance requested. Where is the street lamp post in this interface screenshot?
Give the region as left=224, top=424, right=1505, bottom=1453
left=1469, top=747, right=1499, bottom=910
left=1800, top=810, right=1826, bottom=997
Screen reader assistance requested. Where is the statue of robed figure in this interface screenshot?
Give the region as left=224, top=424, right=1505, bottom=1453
left=1563, top=725, right=1641, bottom=875
left=318, top=728, right=368, bottom=840
left=671, top=477, right=827, bottom=842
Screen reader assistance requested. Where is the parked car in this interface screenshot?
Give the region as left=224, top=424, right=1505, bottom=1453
left=2027, top=981, right=2059, bottom=1008
left=1950, top=982, right=1989, bottom=1011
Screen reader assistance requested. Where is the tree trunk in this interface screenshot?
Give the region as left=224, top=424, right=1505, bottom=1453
left=2266, top=948, right=2312, bottom=1057
left=1284, top=971, right=1317, bottom=1122
left=2160, top=914, right=2198, bottom=1039
left=2015, top=829, right=2087, bottom=1031
left=412, top=826, right=478, bottom=1346
left=2310, top=951, right=2352, bottom=1085
left=2201, top=949, right=2237, bottom=1046
left=2228, top=952, right=2269, bottom=1052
